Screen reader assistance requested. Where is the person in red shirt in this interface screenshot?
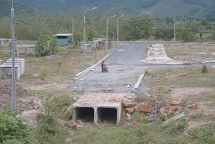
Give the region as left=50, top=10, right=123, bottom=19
left=101, top=61, right=105, bottom=72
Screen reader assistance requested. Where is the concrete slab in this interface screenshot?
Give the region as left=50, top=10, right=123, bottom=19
left=7, top=59, right=25, bottom=74
left=0, top=64, right=20, bottom=79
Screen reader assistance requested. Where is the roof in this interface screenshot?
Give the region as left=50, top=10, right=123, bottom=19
left=54, top=34, right=73, bottom=37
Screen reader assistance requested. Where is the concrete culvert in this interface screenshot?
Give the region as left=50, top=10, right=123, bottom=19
left=97, top=107, right=117, bottom=124
left=74, top=107, right=94, bottom=123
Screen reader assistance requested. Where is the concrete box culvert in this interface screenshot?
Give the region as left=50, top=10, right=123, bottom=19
left=73, top=107, right=94, bottom=123
left=73, top=103, right=121, bottom=124
left=97, top=107, right=117, bottom=124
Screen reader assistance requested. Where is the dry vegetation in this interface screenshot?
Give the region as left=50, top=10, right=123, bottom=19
left=1, top=43, right=215, bottom=143
left=165, top=43, right=215, bottom=62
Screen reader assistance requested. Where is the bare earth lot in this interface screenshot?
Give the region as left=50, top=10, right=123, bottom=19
left=1, top=42, right=215, bottom=141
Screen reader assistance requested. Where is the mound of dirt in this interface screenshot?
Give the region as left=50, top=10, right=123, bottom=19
left=0, top=80, right=27, bottom=109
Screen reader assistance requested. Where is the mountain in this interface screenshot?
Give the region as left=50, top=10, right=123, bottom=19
left=0, top=0, right=34, bottom=17
left=13, top=0, right=215, bottom=19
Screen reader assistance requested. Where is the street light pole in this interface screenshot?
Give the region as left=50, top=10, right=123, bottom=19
left=11, top=0, right=16, bottom=112
left=174, top=13, right=176, bottom=42
left=83, top=7, right=97, bottom=70
left=106, top=15, right=116, bottom=53
left=117, top=15, right=124, bottom=44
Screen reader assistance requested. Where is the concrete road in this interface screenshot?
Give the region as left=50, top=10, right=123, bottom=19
left=105, top=42, right=150, bottom=66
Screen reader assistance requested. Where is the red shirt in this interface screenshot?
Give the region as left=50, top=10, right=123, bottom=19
left=101, top=61, right=105, bottom=67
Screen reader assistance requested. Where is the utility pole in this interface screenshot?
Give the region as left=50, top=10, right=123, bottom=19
left=174, top=13, right=176, bottom=42
left=11, top=0, right=16, bottom=112
left=83, top=7, right=97, bottom=70
left=106, top=15, right=116, bottom=54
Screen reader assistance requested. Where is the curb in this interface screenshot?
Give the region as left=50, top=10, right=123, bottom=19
left=74, top=44, right=122, bottom=80
left=132, top=73, right=145, bottom=92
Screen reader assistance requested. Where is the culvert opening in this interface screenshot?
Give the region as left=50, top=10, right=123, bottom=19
left=74, top=107, right=94, bottom=123
left=97, top=107, right=117, bottom=124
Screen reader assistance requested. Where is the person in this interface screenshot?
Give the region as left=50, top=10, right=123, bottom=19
left=101, top=61, right=105, bottom=72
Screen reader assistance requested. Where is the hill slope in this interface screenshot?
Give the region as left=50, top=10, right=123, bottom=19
left=0, top=0, right=34, bottom=17
left=14, top=0, right=215, bottom=19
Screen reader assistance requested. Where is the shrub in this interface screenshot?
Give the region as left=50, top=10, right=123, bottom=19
left=0, top=108, right=36, bottom=144
left=35, top=35, right=58, bottom=56
left=163, top=117, right=187, bottom=135
left=189, top=123, right=215, bottom=143
left=201, top=64, right=208, bottom=73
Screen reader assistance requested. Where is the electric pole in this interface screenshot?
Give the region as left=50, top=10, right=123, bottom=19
left=11, top=0, right=16, bottom=112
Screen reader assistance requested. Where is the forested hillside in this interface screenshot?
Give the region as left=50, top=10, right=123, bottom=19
left=0, top=0, right=34, bottom=18
left=16, top=0, right=215, bottom=19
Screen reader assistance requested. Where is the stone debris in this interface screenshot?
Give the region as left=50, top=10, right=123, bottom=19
left=188, top=104, right=198, bottom=109
left=125, top=107, right=135, bottom=113
left=122, top=101, right=136, bottom=108
left=69, top=120, right=83, bottom=131
left=137, top=104, right=151, bottom=113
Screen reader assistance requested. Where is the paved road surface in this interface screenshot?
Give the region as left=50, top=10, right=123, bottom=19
left=105, top=42, right=150, bottom=66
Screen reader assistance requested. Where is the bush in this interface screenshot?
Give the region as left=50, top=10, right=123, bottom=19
left=179, top=30, right=196, bottom=42
left=163, top=117, right=187, bottom=135
left=189, top=123, right=215, bottom=143
left=35, top=35, right=58, bottom=56
left=0, top=108, right=36, bottom=144
left=201, top=64, right=208, bottom=73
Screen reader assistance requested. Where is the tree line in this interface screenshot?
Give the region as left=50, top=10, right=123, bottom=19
left=0, top=10, right=215, bottom=43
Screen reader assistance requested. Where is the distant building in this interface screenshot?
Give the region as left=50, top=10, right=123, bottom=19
left=54, top=34, right=73, bottom=45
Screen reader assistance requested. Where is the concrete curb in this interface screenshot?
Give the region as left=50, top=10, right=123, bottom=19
left=74, top=44, right=122, bottom=80
left=132, top=73, right=145, bottom=92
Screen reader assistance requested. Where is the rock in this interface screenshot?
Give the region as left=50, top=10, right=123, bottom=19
left=122, top=102, right=136, bottom=108
left=172, top=99, right=183, bottom=105
left=75, top=124, right=83, bottom=131
left=33, top=74, right=38, bottom=78
left=126, top=96, right=133, bottom=99
left=145, top=92, right=151, bottom=97
left=34, top=105, right=39, bottom=110
left=69, top=120, right=83, bottom=131
left=72, top=96, right=79, bottom=101
left=160, top=107, right=166, bottom=114
left=121, top=111, right=126, bottom=118
left=126, top=85, right=130, bottom=88
left=137, top=104, right=151, bottom=113
left=125, top=108, right=135, bottom=114
left=133, top=121, right=141, bottom=127
left=171, top=100, right=181, bottom=106
left=125, top=113, right=132, bottom=121
left=188, top=104, right=198, bottom=109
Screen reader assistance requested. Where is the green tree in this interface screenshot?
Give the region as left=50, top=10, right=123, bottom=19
left=74, top=31, right=83, bottom=45
left=154, top=23, right=174, bottom=41
left=87, top=30, right=96, bottom=41
left=35, top=35, right=58, bottom=56
left=121, top=16, right=154, bottom=41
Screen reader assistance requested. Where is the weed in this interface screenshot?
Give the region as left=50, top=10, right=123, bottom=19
left=163, top=117, right=188, bottom=135
left=202, top=64, right=208, bottom=73
left=39, top=68, right=50, bottom=79
left=188, top=123, right=215, bottom=143
left=157, top=84, right=163, bottom=94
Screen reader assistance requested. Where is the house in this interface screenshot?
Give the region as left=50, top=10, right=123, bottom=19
left=54, top=34, right=73, bottom=45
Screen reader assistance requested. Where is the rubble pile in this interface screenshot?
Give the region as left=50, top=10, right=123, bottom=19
left=122, top=100, right=185, bottom=122
left=0, top=80, right=27, bottom=109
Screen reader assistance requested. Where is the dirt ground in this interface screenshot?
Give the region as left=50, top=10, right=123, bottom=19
left=1, top=42, right=215, bottom=127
